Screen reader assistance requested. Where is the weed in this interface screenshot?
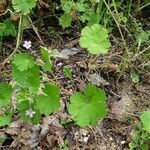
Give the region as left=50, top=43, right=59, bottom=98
left=129, top=111, right=150, bottom=150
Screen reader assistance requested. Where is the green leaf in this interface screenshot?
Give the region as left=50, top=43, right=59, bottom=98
left=0, top=20, right=16, bottom=37
left=79, top=24, right=111, bottom=54
left=22, top=15, right=31, bottom=29
left=31, top=109, right=41, bottom=125
left=35, top=95, right=51, bottom=115
left=68, top=84, right=107, bottom=127
left=12, top=65, right=40, bottom=93
left=0, top=83, right=12, bottom=108
left=0, top=114, right=12, bottom=127
left=12, top=53, right=35, bottom=71
left=138, top=31, right=150, bottom=45
left=43, top=83, right=60, bottom=98
left=61, top=0, right=75, bottom=13
left=18, top=100, right=31, bottom=122
left=41, top=47, right=50, bottom=62
left=12, top=0, right=37, bottom=15
left=131, top=131, right=140, bottom=143
left=63, top=66, right=73, bottom=80
left=16, top=90, right=27, bottom=103
left=18, top=101, right=40, bottom=124
left=130, top=69, right=139, bottom=83
left=129, top=142, right=138, bottom=149
left=140, top=144, right=149, bottom=150
left=40, top=47, right=53, bottom=72
left=59, top=13, right=72, bottom=28
left=35, top=83, right=61, bottom=115
left=76, top=1, right=88, bottom=12
left=140, top=111, right=150, bottom=133
left=25, top=66, right=41, bottom=93
left=80, top=11, right=99, bottom=25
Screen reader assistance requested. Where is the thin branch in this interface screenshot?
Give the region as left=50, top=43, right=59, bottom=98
left=0, top=9, right=8, bottom=16
left=103, top=0, right=127, bottom=50
left=27, top=16, right=45, bottom=46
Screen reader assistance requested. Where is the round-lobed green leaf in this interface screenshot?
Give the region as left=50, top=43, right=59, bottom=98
left=79, top=24, right=111, bottom=54
left=68, top=84, right=108, bottom=127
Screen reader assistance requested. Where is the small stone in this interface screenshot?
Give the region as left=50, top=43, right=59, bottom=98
left=111, top=92, right=135, bottom=121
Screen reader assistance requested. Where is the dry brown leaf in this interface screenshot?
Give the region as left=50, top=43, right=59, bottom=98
left=0, top=0, right=7, bottom=14
left=46, top=134, right=58, bottom=148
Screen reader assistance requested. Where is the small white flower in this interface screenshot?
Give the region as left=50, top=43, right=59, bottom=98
left=56, top=6, right=59, bottom=10
left=96, top=0, right=100, bottom=3
left=121, top=141, right=126, bottom=144
left=83, top=136, right=89, bottom=143
left=25, top=109, right=36, bottom=118
left=57, top=62, right=62, bottom=66
left=23, top=40, right=32, bottom=49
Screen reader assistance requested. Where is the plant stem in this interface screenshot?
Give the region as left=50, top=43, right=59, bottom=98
left=15, top=15, right=23, bottom=51
left=103, top=0, right=127, bottom=50
left=27, top=16, right=45, bottom=46
left=103, top=0, right=129, bottom=80
left=127, top=0, right=133, bottom=18
left=139, top=2, right=150, bottom=10
left=112, top=0, right=120, bottom=20
left=0, top=15, right=23, bottom=70
left=133, top=45, right=150, bottom=60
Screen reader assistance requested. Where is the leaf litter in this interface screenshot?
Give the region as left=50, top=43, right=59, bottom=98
left=0, top=23, right=150, bottom=150
left=1, top=39, right=150, bottom=149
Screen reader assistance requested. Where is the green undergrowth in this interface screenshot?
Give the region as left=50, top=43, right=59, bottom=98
left=0, top=49, right=108, bottom=127
left=0, top=0, right=150, bottom=149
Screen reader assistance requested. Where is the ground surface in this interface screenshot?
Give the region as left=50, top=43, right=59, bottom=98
left=0, top=8, right=150, bottom=150
left=1, top=39, right=150, bottom=149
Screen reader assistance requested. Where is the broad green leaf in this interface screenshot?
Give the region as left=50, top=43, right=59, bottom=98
left=0, top=83, right=12, bottom=108
left=18, top=100, right=31, bottom=122
left=12, top=65, right=26, bottom=82
left=80, top=11, right=99, bottom=25
left=12, top=0, right=37, bottom=15
left=12, top=53, right=35, bottom=71
left=31, top=109, right=41, bottom=125
left=68, top=84, right=107, bottom=127
left=0, top=114, right=12, bottom=127
left=12, top=65, right=40, bottom=93
left=18, top=101, right=40, bottom=124
left=76, top=1, right=88, bottom=12
left=61, top=0, right=75, bottom=13
left=59, top=13, right=72, bottom=28
left=0, top=20, right=16, bottom=37
left=79, top=24, right=111, bottom=54
left=26, top=66, right=41, bottom=93
left=35, top=83, right=61, bottom=115
left=43, top=83, right=60, bottom=98
left=140, top=111, right=150, bottom=133
left=63, top=66, right=73, bottom=80
left=36, top=95, right=52, bottom=115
